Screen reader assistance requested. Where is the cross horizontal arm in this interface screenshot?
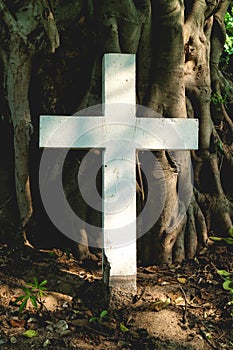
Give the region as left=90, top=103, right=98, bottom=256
left=39, top=116, right=105, bottom=148
left=135, top=118, right=199, bottom=150
left=40, top=115, right=198, bottom=151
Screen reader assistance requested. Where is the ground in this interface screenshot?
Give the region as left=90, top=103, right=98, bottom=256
left=0, top=242, right=233, bottom=350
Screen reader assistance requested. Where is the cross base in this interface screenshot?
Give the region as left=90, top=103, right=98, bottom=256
left=109, top=275, right=137, bottom=292
left=108, top=276, right=137, bottom=308
left=103, top=253, right=136, bottom=295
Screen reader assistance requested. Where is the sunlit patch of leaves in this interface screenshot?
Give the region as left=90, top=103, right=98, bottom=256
left=224, top=7, right=233, bottom=57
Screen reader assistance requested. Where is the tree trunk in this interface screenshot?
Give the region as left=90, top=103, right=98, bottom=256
left=0, top=0, right=232, bottom=265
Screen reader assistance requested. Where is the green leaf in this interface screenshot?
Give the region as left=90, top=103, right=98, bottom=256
left=217, top=270, right=231, bottom=277
left=23, top=330, right=38, bottom=338
left=23, top=287, right=32, bottom=296
left=64, top=249, right=71, bottom=259
left=217, top=141, right=223, bottom=151
left=19, top=298, right=28, bottom=313
left=228, top=227, right=233, bottom=237
left=39, top=280, right=47, bottom=288
left=33, top=277, right=38, bottom=286
left=223, top=279, right=233, bottom=291
left=89, top=317, right=99, bottom=323
left=15, top=295, right=26, bottom=303
left=223, top=237, right=233, bottom=244
left=120, top=323, right=129, bottom=332
left=38, top=291, right=44, bottom=299
left=30, top=295, right=38, bottom=309
left=48, top=252, right=56, bottom=257
left=209, top=236, right=222, bottom=242
left=100, top=310, right=108, bottom=319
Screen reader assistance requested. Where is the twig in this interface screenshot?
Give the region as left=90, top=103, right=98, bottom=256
left=132, top=286, right=146, bottom=308
left=198, top=324, right=218, bottom=350
left=216, top=331, right=225, bottom=342
left=178, top=283, right=188, bottom=325
left=136, top=151, right=145, bottom=201
left=221, top=104, right=233, bottom=134
left=0, top=195, right=13, bottom=210
left=210, top=261, right=226, bottom=281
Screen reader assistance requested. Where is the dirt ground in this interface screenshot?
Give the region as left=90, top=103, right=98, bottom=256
left=0, top=242, right=233, bottom=350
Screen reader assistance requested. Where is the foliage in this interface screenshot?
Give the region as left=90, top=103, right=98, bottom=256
left=15, top=278, right=47, bottom=313
left=217, top=269, right=233, bottom=316
left=119, top=323, right=129, bottom=333
left=23, top=330, right=38, bottom=338
left=211, top=92, right=226, bottom=105
left=89, top=310, right=129, bottom=333
left=210, top=83, right=233, bottom=111
left=89, top=310, right=108, bottom=324
left=220, top=6, right=233, bottom=69
left=210, top=227, right=233, bottom=316
left=224, top=6, right=233, bottom=57
left=209, top=227, right=233, bottom=244
left=221, top=6, right=233, bottom=69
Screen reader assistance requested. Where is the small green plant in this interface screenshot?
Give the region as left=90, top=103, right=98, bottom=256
left=15, top=278, right=47, bottom=313
left=209, top=227, right=233, bottom=245
left=63, top=248, right=72, bottom=259
left=210, top=83, right=233, bottom=111
left=89, top=310, right=108, bottom=324
left=211, top=92, right=227, bottom=107
left=217, top=269, right=233, bottom=316
left=210, top=228, right=233, bottom=316
left=89, top=310, right=130, bottom=333
left=119, top=323, right=129, bottom=332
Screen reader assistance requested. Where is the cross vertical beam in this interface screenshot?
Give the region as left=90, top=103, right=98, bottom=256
left=102, top=55, right=137, bottom=290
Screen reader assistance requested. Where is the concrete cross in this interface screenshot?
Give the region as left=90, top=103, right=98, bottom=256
left=40, top=53, right=198, bottom=293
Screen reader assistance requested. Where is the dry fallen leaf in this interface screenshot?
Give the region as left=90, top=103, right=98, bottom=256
left=177, top=277, right=187, bottom=284
left=150, top=298, right=171, bottom=311
left=142, top=267, right=157, bottom=274
left=174, top=297, right=185, bottom=306
left=10, top=318, right=26, bottom=328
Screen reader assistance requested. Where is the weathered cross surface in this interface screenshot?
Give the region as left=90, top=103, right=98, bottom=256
left=40, top=54, right=198, bottom=293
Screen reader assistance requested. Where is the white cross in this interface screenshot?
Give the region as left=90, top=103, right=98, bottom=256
left=39, top=54, right=198, bottom=293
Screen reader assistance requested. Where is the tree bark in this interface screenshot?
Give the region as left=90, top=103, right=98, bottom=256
left=0, top=0, right=59, bottom=245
